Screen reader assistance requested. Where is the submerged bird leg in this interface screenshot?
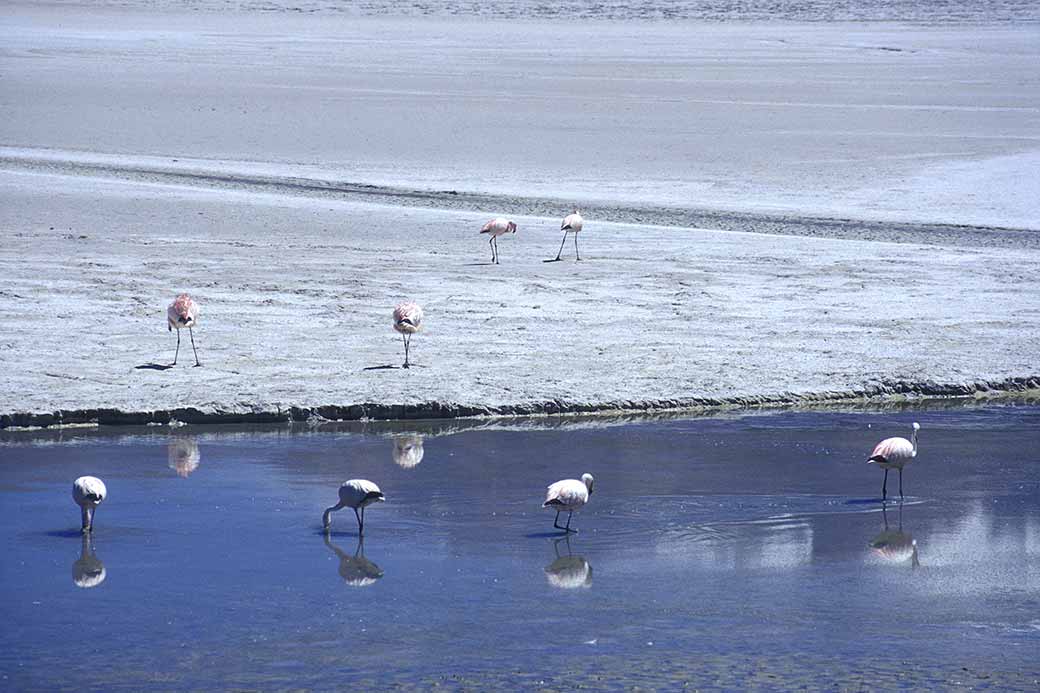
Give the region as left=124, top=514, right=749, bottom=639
left=882, top=468, right=888, bottom=502
left=173, top=329, right=181, bottom=365
left=574, top=232, right=581, bottom=261
left=554, top=232, right=568, bottom=261
left=189, top=326, right=201, bottom=367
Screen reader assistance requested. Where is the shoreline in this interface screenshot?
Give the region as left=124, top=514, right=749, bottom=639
left=3, top=376, right=1037, bottom=430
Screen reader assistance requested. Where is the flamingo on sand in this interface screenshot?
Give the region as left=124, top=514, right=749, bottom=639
left=167, top=293, right=201, bottom=367
left=548, top=209, right=584, bottom=262
left=479, top=217, right=517, bottom=264
left=867, top=422, right=920, bottom=501
left=322, top=479, right=386, bottom=535
left=543, top=473, right=594, bottom=533
left=73, top=476, right=107, bottom=533
left=393, top=302, right=423, bottom=368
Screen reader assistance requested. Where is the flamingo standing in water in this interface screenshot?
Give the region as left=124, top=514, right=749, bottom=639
left=72, top=476, right=107, bottom=533
left=867, top=422, right=920, bottom=501
left=393, top=302, right=423, bottom=368
left=548, top=209, right=584, bottom=262
left=323, top=479, right=386, bottom=535
left=479, top=217, right=517, bottom=264
left=543, top=473, right=594, bottom=533
left=167, top=293, right=201, bottom=366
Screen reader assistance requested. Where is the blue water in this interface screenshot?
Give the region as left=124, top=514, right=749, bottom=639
left=1, top=406, right=1038, bottom=688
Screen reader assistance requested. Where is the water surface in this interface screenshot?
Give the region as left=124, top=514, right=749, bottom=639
left=1, top=407, right=1038, bottom=689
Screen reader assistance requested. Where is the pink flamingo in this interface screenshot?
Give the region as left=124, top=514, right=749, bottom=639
left=393, top=301, right=423, bottom=368
left=543, top=473, right=594, bottom=533
left=867, top=422, right=920, bottom=501
left=548, top=209, right=584, bottom=262
left=167, top=293, right=201, bottom=367
left=479, top=217, right=517, bottom=264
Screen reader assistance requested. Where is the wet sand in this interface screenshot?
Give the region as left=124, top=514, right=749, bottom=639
left=1, top=407, right=1037, bottom=689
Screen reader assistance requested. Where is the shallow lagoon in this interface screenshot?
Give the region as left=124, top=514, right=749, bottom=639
left=1, top=406, right=1038, bottom=689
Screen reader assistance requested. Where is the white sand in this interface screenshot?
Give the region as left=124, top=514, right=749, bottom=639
left=1, top=6, right=1038, bottom=424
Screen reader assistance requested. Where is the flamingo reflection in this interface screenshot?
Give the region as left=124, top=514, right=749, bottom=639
left=168, top=438, right=200, bottom=478
left=392, top=434, right=425, bottom=469
left=72, top=534, right=106, bottom=588
left=324, top=534, right=384, bottom=587
left=544, top=536, right=592, bottom=589
left=869, top=503, right=920, bottom=569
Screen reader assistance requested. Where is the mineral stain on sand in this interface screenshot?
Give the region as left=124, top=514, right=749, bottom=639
left=0, top=406, right=1037, bottom=688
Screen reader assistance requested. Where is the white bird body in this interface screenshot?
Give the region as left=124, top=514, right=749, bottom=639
left=393, top=302, right=423, bottom=368
left=561, top=211, right=584, bottom=233
left=550, top=209, right=585, bottom=261
left=323, top=479, right=386, bottom=533
left=543, top=473, right=594, bottom=532
left=868, top=422, right=920, bottom=501
left=167, top=293, right=201, bottom=366
left=72, top=476, right=107, bottom=533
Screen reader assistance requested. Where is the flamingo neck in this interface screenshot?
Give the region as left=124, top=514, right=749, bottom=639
left=911, top=428, right=918, bottom=456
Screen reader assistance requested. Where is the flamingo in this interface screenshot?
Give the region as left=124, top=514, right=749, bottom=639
left=72, top=475, right=107, bottom=533
left=867, top=422, right=920, bottom=501
left=543, top=472, right=594, bottom=533
left=393, top=302, right=423, bottom=368
left=167, top=293, right=201, bottom=367
left=322, top=479, right=385, bottom=534
left=548, top=209, right=584, bottom=262
left=479, top=217, right=517, bottom=264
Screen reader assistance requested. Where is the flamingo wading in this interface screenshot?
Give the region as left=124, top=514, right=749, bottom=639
left=72, top=476, right=107, bottom=533
left=543, top=473, right=594, bottom=533
left=548, top=209, right=583, bottom=262
left=479, top=217, right=517, bottom=264
left=167, top=293, right=201, bottom=367
left=867, top=422, right=920, bottom=501
left=393, top=302, right=423, bottom=368
left=323, top=479, right=385, bottom=535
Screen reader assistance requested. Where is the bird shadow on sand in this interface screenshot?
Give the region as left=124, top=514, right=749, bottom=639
left=134, top=362, right=174, bottom=371
left=363, top=364, right=427, bottom=371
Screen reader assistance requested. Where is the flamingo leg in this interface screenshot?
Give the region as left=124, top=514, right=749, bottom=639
left=564, top=511, right=577, bottom=533
left=493, top=236, right=500, bottom=264
left=81, top=506, right=90, bottom=532
left=899, top=468, right=904, bottom=500
left=574, top=232, right=581, bottom=260
left=354, top=507, right=363, bottom=535
left=554, top=232, right=568, bottom=261
left=402, top=333, right=409, bottom=369
left=489, top=236, right=496, bottom=263
left=189, top=326, right=201, bottom=367
left=173, top=329, right=181, bottom=365
left=553, top=510, right=565, bottom=531
left=882, top=469, right=888, bottom=502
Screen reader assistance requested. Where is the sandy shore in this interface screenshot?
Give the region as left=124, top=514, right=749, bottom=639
left=1, top=163, right=1037, bottom=426
left=1, top=7, right=1038, bottom=426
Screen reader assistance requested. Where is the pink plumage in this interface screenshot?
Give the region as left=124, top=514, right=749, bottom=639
left=480, top=217, right=516, bottom=264
left=393, top=302, right=423, bottom=334
left=167, top=293, right=199, bottom=329
left=867, top=422, right=920, bottom=501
